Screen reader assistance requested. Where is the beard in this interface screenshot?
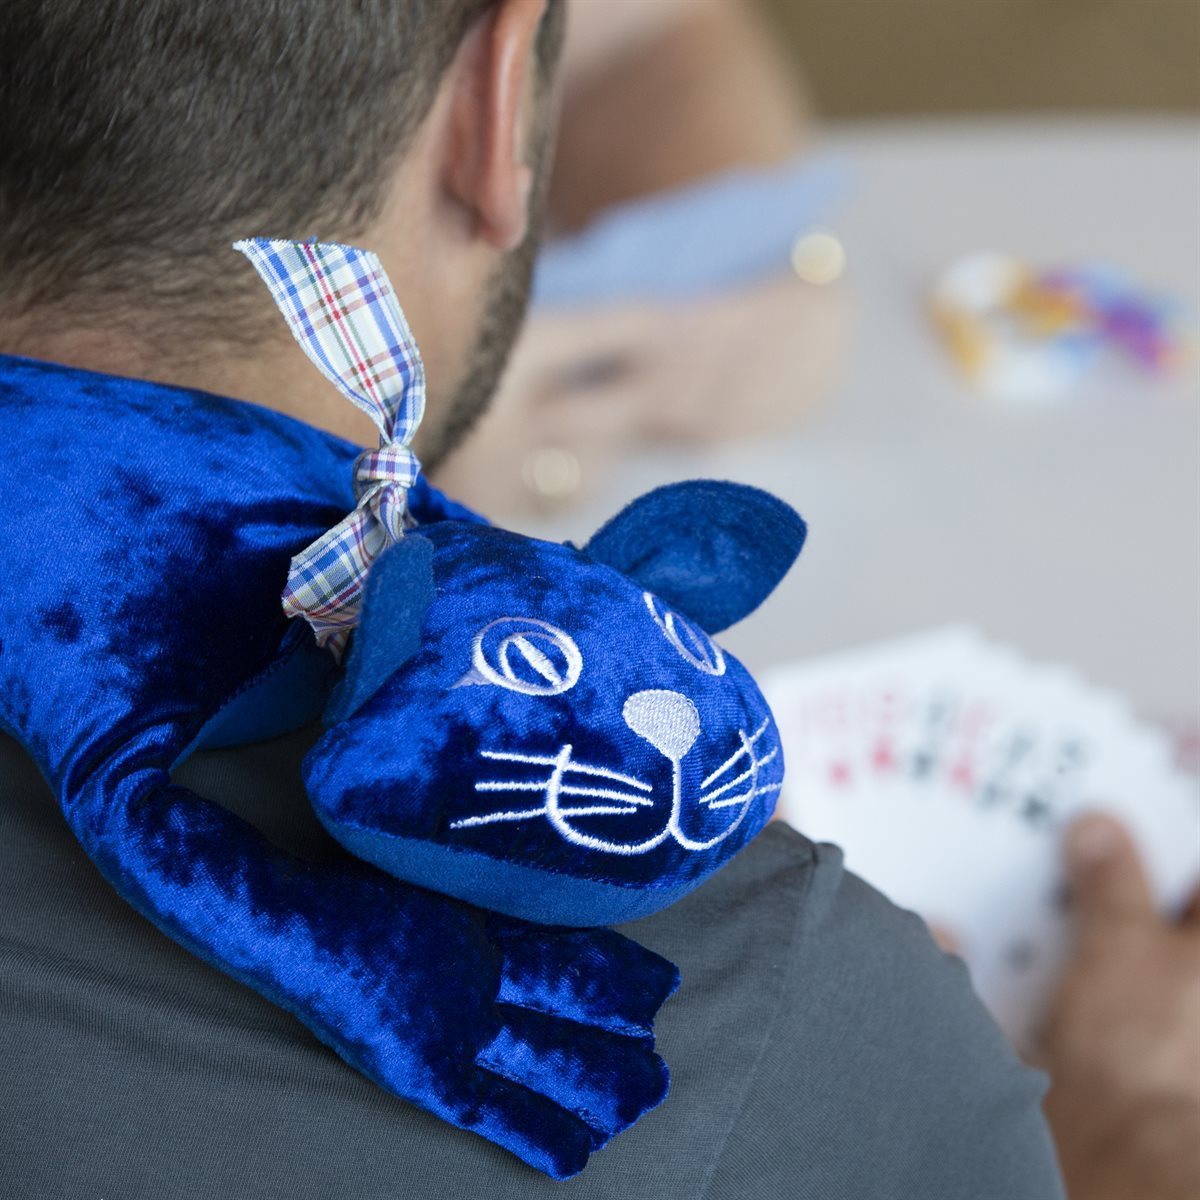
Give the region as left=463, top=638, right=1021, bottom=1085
left=415, top=208, right=544, bottom=474
left=417, top=1, right=565, bottom=473
left=416, top=1, right=565, bottom=474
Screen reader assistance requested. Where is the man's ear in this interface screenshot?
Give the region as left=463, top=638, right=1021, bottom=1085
left=583, top=482, right=807, bottom=635
left=444, top=0, right=549, bottom=252
left=324, top=535, right=436, bottom=725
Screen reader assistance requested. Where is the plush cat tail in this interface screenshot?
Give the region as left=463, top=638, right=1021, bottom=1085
left=323, top=534, right=436, bottom=725
left=582, top=481, right=806, bottom=634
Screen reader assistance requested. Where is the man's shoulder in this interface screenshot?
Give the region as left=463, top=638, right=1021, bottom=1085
left=552, top=818, right=1060, bottom=1198
left=675, top=822, right=1065, bottom=1200
left=0, top=732, right=821, bottom=1197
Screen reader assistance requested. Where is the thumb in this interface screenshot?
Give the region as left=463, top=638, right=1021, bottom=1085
left=1064, top=812, right=1157, bottom=929
left=927, top=923, right=962, bottom=955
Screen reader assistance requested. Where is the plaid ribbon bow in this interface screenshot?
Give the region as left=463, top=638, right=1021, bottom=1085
left=234, top=238, right=427, bottom=658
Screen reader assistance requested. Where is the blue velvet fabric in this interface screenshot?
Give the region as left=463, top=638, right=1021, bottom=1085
left=304, top=481, right=804, bottom=926
left=583, top=480, right=807, bottom=635
left=0, top=352, right=680, bottom=1180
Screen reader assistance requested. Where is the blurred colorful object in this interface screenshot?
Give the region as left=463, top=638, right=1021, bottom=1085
left=932, top=253, right=1196, bottom=400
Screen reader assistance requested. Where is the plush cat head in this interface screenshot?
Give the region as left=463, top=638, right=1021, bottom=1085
left=303, top=481, right=805, bottom=926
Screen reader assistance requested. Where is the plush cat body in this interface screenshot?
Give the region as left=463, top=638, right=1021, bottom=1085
left=0, top=348, right=806, bottom=1178
left=2, top=213, right=806, bottom=1180
left=0, top=353, right=681, bottom=1179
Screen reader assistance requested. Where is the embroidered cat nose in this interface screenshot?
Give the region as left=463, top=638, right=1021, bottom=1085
left=623, top=690, right=701, bottom=762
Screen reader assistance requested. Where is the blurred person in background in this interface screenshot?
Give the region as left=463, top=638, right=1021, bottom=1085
left=1041, top=814, right=1200, bottom=1200
left=439, top=2, right=1200, bottom=1196
left=433, top=0, right=849, bottom=515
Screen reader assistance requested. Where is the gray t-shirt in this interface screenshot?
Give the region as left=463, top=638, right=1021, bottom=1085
left=0, top=728, right=1064, bottom=1198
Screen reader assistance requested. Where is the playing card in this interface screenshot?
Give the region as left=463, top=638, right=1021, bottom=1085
left=762, top=628, right=1200, bottom=1050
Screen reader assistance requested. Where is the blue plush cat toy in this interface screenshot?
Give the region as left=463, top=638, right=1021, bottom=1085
left=0, top=240, right=805, bottom=1179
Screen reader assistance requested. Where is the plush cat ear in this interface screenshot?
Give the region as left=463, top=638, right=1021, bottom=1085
left=324, top=534, right=436, bottom=725
left=582, top=481, right=806, bottom=635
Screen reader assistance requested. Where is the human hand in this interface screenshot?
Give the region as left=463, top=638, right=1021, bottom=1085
left=1039, top=813, right=1200, bottom=1200
left=432, top=275, right=848, bottom=517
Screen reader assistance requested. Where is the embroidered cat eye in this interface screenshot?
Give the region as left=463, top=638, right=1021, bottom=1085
left=644, top=592, right=727, bottom=676
left=471, top=617, right=582, bottom=695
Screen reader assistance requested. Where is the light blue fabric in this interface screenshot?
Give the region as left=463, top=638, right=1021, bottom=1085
left=532, top=153, right=850, bottom=308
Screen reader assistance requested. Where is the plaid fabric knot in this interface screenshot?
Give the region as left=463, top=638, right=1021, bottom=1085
left=234, top=237, right=427, bottom=658
left=354, top=442, right=422, bottom=538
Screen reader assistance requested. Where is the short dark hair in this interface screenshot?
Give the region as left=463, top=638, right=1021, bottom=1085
left=0, top=0, right=561, bottom=338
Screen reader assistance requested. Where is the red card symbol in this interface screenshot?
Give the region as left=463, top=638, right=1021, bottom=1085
left=871, top=739, right=896, bottom=772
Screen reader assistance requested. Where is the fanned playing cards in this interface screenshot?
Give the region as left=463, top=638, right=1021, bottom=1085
left=763, top=628, right=1200, bottom=1050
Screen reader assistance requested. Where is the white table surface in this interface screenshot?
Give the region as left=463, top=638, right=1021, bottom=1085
left=521, top=118, right=1200, bottom=723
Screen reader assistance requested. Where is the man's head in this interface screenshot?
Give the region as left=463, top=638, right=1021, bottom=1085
left=0, top=0, right=565, bottom=466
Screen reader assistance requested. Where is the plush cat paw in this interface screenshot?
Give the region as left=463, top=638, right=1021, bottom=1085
left=468, top=919, right=679, bottom=1176
left=292, top=870, right=679, bottom=1179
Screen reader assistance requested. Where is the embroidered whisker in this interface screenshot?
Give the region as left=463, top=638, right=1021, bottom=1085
left=560, top=785, right=654, bottom=805
left=481, top=749, right=561, bottom=766
left=462, top=700, right=779, bottom=856
left=450, top=802, right=644, bottom=831
left=562, top=760, right=653, bottom=792
left=700, top=718, right=771, bottom=789
left=475, top=779, right=551, bottom=793
left=480, top=747, right=651, bottom=792
left=703, top=783, right=782, bottom=811
left=699, top=748, right=779, bottom=804
left=474, top=781, right=654, bottom=807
